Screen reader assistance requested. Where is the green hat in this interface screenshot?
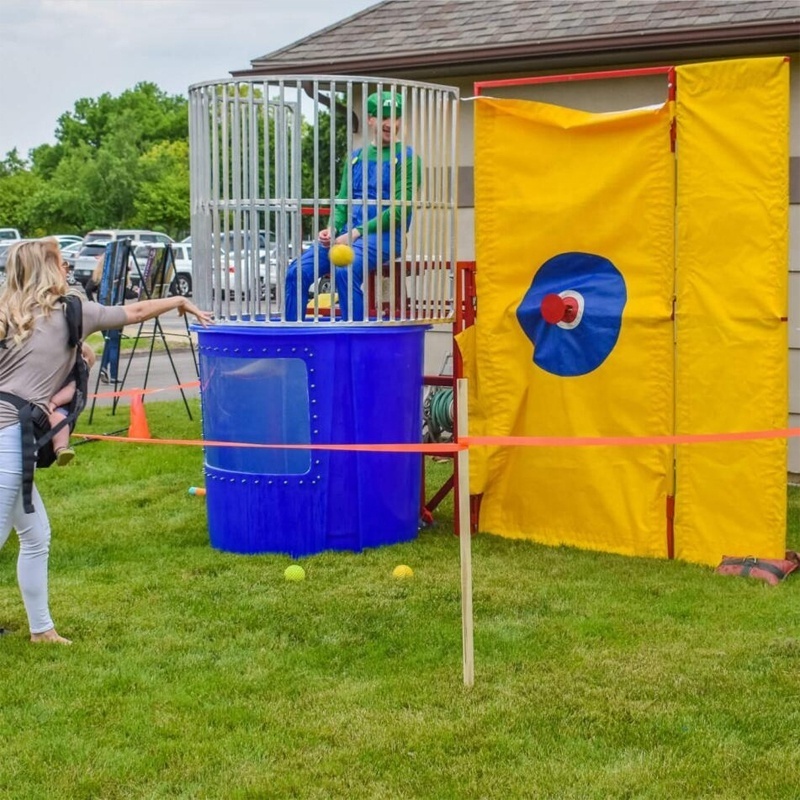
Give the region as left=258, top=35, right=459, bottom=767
left=367, top=91, right=403, bottom=117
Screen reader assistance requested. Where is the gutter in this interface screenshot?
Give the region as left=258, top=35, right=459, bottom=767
left=232, top=21, right=800, bottom=78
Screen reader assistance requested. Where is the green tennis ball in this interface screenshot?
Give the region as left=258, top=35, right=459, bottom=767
left=392, top=564, right=414, bottom=579
left=329, top=243, right=354, bottom=267
left=284, top=565, right=306, bottom=582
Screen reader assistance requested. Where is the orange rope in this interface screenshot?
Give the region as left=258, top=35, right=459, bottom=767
left=82, top=382, right=800, bottom=451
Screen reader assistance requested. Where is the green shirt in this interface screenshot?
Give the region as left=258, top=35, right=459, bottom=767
left=332, top=143, right=423, bottom=236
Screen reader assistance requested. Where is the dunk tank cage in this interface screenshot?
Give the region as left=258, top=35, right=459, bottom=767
left=188, top=77, right=459, bottom=555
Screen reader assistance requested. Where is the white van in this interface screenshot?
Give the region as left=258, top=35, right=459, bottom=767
left=83, top=229, right=173, bottom=245
left=0, top=228, right=22, bottom=241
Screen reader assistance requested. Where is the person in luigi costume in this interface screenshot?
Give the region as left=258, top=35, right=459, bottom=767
left=285, top=90, right=423, bottom=321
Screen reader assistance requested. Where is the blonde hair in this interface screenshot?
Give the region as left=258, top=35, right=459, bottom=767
left=0, top=237, right=69, bottom=346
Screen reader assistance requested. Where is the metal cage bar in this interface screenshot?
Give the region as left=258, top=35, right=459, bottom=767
left=189, top=76, right=459, bottom=324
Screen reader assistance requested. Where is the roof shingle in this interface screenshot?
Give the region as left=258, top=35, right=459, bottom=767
left=244, top=0, right=799, bottom=75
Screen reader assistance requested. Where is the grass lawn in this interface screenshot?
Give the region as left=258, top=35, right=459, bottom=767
left=85, top=329, right=194, bottom=356
left=1, top=400, right=798, bottom=799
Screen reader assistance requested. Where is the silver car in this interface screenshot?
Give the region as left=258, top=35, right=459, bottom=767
left=0, top=239, right=31, bottom=282
left=72, top=241, right=111, bottom=287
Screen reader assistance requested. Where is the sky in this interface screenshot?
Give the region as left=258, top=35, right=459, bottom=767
left=0, top=0, right=378, bottom=158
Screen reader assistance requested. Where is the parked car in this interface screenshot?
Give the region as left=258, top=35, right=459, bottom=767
left=0, top=239, right=31, bottom=282
left=212, top=248, right=270, bottom=301
left=72, top=241, right=111, bottom=287
left=130, top=242, right=193, bottom=297
left=214, top=239, right=315, bottom=302
left=0, top=228, right=22, bottom=241
left=52, top=234, right=83, bottom=248
left=61, top=240, right=83, bottom=284
left=61, top=240, right=82, bottom=265
left=83, top=229, right=174, bottom=246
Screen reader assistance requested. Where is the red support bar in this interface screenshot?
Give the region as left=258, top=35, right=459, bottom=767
left=474, top=66, right=674, bottom=95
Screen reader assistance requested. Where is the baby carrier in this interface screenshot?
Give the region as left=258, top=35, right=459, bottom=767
left=0, top=295, right=90, bottom=513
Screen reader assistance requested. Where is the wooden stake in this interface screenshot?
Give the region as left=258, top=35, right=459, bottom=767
left=456, top=378, right=474, bottom=687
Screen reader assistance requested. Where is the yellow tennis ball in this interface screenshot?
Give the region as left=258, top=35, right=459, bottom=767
left=392, top=564, right=414, bottom=580
left=284, top=564, right=306, bottom=582
left=329, top=243, right=354, bottom=267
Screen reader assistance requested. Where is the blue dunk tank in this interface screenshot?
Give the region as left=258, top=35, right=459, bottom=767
left=188, top=76, right=459, bottom=556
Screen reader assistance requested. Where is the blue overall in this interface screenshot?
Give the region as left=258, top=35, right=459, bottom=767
left=285, top=146, right=412, bottom=322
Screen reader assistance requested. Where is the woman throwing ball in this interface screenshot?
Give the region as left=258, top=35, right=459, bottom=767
left=0, top=238, right=212, bottom=644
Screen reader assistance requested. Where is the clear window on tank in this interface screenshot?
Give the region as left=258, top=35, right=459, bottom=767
left=202, top=356, right=311, bottom=475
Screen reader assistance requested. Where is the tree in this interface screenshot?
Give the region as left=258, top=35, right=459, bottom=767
left=132, top=140, right=190, bottom=239
left=55, top=82, right=187, bottom=154
left=0, top=81, right=350, bottom=239
left=0, top=149, right=28, bottom=177
left=0, top=169, right=45, bottom=234
left=10, top=83, right=189, bottom=235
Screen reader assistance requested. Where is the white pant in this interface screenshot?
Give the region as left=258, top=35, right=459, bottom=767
left=0, top=423, right=54, bottom=634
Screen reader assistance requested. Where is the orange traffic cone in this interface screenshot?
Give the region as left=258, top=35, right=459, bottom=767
left=128, top=394, right=151, bottom=439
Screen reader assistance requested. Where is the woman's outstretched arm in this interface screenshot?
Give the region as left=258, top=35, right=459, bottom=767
left=121, top=295, right=213, bottom=327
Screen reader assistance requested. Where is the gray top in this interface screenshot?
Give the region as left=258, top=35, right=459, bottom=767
left=0, top=298, right=128, bottom=429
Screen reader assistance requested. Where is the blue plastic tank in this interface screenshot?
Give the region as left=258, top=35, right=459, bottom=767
left=197, top=324, right=426, bottom=556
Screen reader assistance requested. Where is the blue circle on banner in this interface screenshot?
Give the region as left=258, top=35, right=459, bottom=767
left=516, top=252, right=627, bottom=377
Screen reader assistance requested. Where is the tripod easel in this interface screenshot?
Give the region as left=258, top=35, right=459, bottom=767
left=88, top=240, right=198, bottom=424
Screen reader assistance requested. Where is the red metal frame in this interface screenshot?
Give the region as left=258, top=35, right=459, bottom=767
left=421, top=261, right=478, bottom=533
left=474, top=66, right=675, bottom=93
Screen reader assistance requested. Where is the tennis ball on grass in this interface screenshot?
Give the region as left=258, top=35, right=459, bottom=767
left=329, top=243, right=355, bottom=267
left=284, top=564, right=306, bottom=582
left=392, top=564, right=414, bottom=580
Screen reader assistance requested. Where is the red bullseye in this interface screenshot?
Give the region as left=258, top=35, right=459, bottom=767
left=541, top=293, right=578, bottom=324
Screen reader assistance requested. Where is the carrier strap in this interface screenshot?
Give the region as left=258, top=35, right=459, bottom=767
left=0, top=392, right=41, bottom=513
left=0, top=294, right=86, bottom=513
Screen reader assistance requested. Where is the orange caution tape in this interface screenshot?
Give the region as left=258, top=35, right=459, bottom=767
left=71, top=428, right=800, bottom=453
left=71, top=433, right=462, bottom=454
left=81, top=380, right=800, bottom=451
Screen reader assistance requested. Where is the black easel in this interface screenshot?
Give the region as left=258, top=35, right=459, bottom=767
left=88, top=240, right=198, bottom=423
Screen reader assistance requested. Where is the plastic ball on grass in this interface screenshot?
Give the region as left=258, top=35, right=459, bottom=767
left=284, top=565, right=306, bottom=582
left=329, top=243, right=354, bottom=267
left=392, top=564, right=414, bottom=580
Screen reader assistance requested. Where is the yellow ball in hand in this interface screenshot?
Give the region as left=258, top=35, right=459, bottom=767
left=329, top=243, right=355, bottom=267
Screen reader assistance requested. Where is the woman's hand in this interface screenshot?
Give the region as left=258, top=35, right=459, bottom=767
left=176, top=298, right=214, bottom=327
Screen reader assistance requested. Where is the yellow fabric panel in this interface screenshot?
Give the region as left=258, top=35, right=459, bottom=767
left=674, top=58, right=789, bottom=565
left=470, top=98, right=675, bottom=557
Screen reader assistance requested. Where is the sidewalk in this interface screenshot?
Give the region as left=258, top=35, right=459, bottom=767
left=88, top=341, right=200, bottom=409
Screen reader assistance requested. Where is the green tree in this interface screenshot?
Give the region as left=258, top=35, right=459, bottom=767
left=132, top=140, right=190, bottom=239
left=0, top=148, right=28, bottom=177
left=0, top=169, right=45, bottom=234
left=55, top=82, right=187, bottom=154
left=300, top=98, right=349, bottom=237
left=0, top=81, right=351, bottom=240
left=21, top=83, right=189, bottom=234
